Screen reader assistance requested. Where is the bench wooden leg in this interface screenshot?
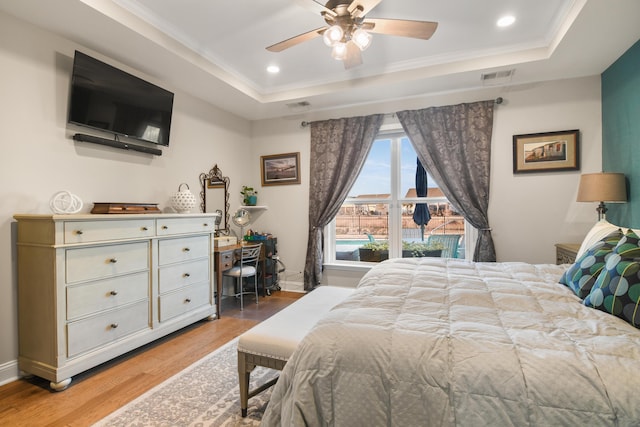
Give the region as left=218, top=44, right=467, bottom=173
left=238, top=350, right=286, bottom=417
left=238, top=351, right=255, bottom=417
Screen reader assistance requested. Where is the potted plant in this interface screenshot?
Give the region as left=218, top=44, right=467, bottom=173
left=240, top=186, right=258, bottom=206
left=358, top=240, right=445, bottom=262
left=401, top=240, right=444, bottom=258
left=359, top=241, right=389, bottom=262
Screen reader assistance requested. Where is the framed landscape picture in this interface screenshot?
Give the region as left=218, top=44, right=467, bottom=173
left=513, top=129, right=579, bottom=174
left=261, top=152, right=301, bottom=186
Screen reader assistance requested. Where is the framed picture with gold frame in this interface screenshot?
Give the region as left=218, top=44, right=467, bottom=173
left=261, top=152, right=301, bottom=186
left=513, top=129, right=579, bottom=174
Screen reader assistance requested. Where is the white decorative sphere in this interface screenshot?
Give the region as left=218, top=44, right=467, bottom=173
left=171, top=183, right=196, bottom=213
left=50, top=190, right=83, bottom=214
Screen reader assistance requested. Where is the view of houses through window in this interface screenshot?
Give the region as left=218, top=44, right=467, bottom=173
left=328, top=132, right=465, bottom=263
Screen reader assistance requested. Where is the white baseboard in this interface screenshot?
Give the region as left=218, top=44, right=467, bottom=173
left=279, top=280, right=305, bottom=293
left=0, top=359, right=20, bottom=387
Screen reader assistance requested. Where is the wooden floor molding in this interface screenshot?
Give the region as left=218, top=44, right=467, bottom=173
left=0, top=291, right=303, bottom=427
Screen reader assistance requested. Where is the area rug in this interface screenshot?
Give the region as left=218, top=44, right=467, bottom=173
left=93, top=338, right=278, bottom=426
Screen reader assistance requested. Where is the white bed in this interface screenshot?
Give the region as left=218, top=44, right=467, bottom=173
left=261, top=257, right=640, bottom=426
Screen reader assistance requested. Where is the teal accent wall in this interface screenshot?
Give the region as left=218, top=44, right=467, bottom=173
left=602, top=38, right=640, bottom=228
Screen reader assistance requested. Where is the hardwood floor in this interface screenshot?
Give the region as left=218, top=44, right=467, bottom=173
left=0, top=291, right=303, bottom=427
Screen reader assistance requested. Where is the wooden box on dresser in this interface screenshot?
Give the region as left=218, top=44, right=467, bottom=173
left=13, top=213, right=218, bottom=391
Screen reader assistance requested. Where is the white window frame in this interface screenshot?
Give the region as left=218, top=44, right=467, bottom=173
left=324, top=125, right=474, bottom=264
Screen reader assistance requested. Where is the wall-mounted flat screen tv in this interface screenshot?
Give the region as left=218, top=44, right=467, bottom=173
left=68, top=51, right=174, bottom=146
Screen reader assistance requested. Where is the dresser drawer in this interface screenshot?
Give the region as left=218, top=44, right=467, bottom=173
left=66, top=272, right=149, bottom=320
left=64, top=219, right=155, bottom=244
left=158, top=235, right=209, bottom=266
left=156, top=217, right=215, bottom=236
left=219, top=250, right=235, bottom=270
left=66, top=242, right=149, bottom=284
left=67, top=300, right=149, bottom=358
left=158, top=258, right=210, bottom=294
left=158, top=282, right=210, bottom=322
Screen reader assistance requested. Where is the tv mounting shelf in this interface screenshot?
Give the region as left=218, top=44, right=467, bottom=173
left=72, top=133, right=163, bottom=156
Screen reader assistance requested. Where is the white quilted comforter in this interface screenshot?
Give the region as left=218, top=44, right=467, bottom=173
left=262, top=258, right=640, bottom=426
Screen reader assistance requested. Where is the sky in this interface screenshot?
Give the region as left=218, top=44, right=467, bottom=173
left=349, top=137, right=438, bottom=197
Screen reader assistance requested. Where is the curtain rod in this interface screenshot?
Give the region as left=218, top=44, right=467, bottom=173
left=300, top=97, right=504, bottom=128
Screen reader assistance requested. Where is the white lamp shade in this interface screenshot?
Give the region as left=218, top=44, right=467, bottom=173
left=352, top=28, right=372, bottom=50
left=323, top=25, right=344, bottom=47
left=577, top=172, right=627, bottom=202
left=331, top=42, right=347, bottom=60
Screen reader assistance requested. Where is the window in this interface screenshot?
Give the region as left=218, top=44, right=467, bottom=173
left=327, top=131, right=466, bottom=263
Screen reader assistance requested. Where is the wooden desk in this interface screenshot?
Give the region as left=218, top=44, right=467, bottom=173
left=214, top=244, right=242, bottom=317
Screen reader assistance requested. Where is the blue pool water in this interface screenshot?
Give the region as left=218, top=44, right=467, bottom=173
left=336, top=239, right=369, bottom=245
left=336, top=239, right=370, bottom=252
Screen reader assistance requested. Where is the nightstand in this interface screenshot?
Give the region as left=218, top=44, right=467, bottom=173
left=555, top=243, right=581, bottom=265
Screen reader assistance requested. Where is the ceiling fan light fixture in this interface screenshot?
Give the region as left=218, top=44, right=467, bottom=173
left=323, top=25, right=344, bottom=47
left=352, top=28, right=372, bottom=51
left=331, top=42, right=347, bottom=60
left=266, top=0, right=440, bottom=69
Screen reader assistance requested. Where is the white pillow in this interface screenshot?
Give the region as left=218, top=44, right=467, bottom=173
left=576, top=219, right=628, bottom=259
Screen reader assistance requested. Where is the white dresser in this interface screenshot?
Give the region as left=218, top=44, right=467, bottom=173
left=13, top=213, right=218, bottom=391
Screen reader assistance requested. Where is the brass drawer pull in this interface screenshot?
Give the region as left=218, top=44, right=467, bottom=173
left=109, top=290, right=118, bottom=296
left=75, top=230, right=83, bottom=235
left=185, top=298, right=192, bottom=303
left=203, top=223, right=209, bottom=227
left=110, top=323, right=119, bottom=329
left=141, top=226, right=148, bottom=231
left=109, top=258, right=118, bottom=263
left=183, top=273, right=191, bottom=278
left=162, top=225, right=168, bottom=230
left=183, top=247, right=191, bottom=252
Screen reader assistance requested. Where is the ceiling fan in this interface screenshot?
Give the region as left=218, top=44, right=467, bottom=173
left=266, top=0, right=438, bottom=69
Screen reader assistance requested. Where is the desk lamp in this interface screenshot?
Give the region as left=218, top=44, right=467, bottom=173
left=232, top=208, right=252, bottom=242
left=577, top=172, right=627, bottom=220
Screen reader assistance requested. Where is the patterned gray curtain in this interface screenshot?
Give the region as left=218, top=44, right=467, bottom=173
left=304, top=114, right=384, bottom=289
left=396, top=100, right=496, bottom=261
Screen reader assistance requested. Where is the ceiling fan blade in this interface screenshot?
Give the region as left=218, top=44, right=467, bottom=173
left=365, top=18, right=438, bottom=40
left=293, top=0, right=336, bottom=17
left=343, top=41, right=363, bottom=69
left=348, top=0, right=381, bottom=17
left=266, top=27, right=326, bottom=52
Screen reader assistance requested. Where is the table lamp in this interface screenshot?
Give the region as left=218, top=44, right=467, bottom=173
left=577, top=172, right=627, bottom=220
left=232, top=208, right=252, bottom=241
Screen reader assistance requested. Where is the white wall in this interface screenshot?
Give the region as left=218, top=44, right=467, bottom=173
left=246, top=120, right=311, bottom=289
left=251, top=76, right=603, bottom=286
left=489, top=79, right=603, bottom=262
left=0, top=12, right=252, bottom=384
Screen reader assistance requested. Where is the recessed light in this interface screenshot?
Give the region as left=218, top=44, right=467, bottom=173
left=497, top=15, right=516, bottom=27
left=267, top=65, right=280, bottom=74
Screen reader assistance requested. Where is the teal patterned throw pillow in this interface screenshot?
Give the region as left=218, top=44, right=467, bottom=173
left=609, top=228, right=640, bottom=258
left=559, top=229, right=623, bottom=298
left=584, top=229, right=640, bottom=328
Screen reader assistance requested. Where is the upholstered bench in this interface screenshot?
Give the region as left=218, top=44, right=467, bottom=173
left=237, top=286, right=355, bottom=417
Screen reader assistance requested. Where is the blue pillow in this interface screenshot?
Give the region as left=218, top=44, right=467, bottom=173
left=584, top=229, right=640, bottom=328
left=560, top=229, right=623, bottom=298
